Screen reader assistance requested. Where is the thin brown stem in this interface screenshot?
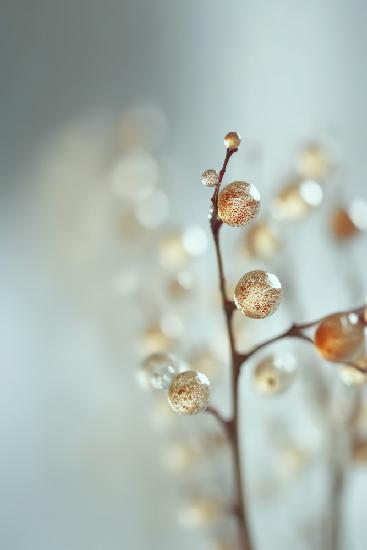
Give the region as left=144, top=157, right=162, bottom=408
left=207, top=145, right=366, bottom=550
left=206, top=405, right=231, bottom=434
left=210, top=147, right=253, bottom=550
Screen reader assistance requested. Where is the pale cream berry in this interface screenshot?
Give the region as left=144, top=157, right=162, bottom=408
left=297, top=143, right=330, bottom=180
left=234, top=270, right=282, bottom=319
left=273, top=178, right=323, bottom=221
left=140, top=323, right=173, bottom=354
left=178, top=497, right=223, bottom=528
left=201, top=169, right=219, bottom=187
left=168, top=371, right=210, bottom=415
left=224, top=131, right=241, bottom=149
left=244, top=220, right=281, bottom=259
left=218, top=181, right=260, bottom=227
left=253, top=353, right=297, bottom=395
left=338, top=364, right=367, bottom=386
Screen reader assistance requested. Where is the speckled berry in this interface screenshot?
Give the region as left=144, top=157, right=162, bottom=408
left=168, top=371, right=210, bottom=415
left=201, top=169, right=219, bottom=187
left=218, top=181, right=260, bottom=227
left=234, top=270, right=282, bottom=319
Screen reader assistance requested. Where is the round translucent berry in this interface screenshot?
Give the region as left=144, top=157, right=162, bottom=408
left=140, top=352, right=179, bottom=390
left=218, top=181, right=260, bottom=227
left=253, top=353, right=297, bottom=395
left=168, top=371, right=210, bottom=415
left=314, top=313, right=364, bottom=363
left=201, top=169, right=219, bottom=187
left=224, top=131, right=241, bottom=149
left=234, top=269, right=282, bottom=319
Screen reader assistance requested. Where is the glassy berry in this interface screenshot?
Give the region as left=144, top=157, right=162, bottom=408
left=218, top=181, right=260, bottom=227
left=168, top=371, right=210, bottom=415
left=224, top=131, right=241, bottom=149
left=314, top=313, right=364, bottom=362
left=201, top=169, right=219, bottom=187
left=140, top=352, right=179, bottom=390
left=234, top=270, right=282, bottom=319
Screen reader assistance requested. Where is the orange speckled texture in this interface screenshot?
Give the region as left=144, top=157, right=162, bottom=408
left=218, top=181, right=260, bottom=227
left=234, top=269, right=282, bottom=319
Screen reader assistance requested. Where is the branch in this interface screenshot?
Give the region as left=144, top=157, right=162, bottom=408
left=206, top=405, right=232, bottom=435
left=238, top=305, right=366, bottom=371
left=209, top=145, right=253, bottom=550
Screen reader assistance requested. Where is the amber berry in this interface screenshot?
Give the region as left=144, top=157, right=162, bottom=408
left=224, top=131, right=241, bottom=149
left=314, top=313, right=365, bottom=363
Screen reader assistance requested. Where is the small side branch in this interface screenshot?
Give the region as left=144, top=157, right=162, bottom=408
left=206, top=405, right=232, bottom=435
left=209, top=146, right=253, bottom=550
left=238, top=306, right=366, bottom=369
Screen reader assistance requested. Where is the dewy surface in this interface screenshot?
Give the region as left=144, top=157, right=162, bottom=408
left=168, top=371, right=210, bottom=415
left=234, top=269, right=282, bottom=319
left=218, top=181, right=260, bottom=227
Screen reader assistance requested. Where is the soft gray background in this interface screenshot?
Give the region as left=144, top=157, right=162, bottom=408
left=1, top=1, right=367, bottom=549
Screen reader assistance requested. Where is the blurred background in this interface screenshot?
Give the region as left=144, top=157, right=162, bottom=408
left=1, top=1, right=367, bottom=549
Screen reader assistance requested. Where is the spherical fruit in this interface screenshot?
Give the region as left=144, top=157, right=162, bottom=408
left=234, top=270, right=282, bottom=319
left=224, top=131, right=241, bottom=149
left=218, top=181, right=260, bottom=227
left=139, top=352, right=179, bottom=390
left=273, top=179, right=323, bottom=221
left=253, top=353, right=297, bottom=395
left=168, top=371, right=210, bottom=415
left=201, top=169, right=219, bottom=187
left=314, top=313, right=364, bottom=363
